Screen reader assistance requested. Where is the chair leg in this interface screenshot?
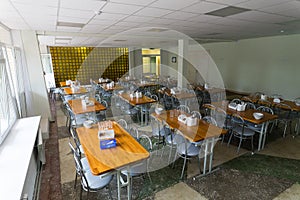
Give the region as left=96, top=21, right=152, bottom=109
left=237, top=137, right=243, bottom=154
left=74, top=173, right=77, bottom=189
left=283, top=122, right=288, bottom=137
left=251, top=135, right=254, bottom=153
left=108, top=185, right=113, bottom=200
left=80, top=186, right=83, bottom=200
left=180, top=156, right=187, bottom=180
left=227, top=132, right=233, bottom=147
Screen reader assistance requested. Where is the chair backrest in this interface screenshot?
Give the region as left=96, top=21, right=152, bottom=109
left=242, top=96, right=253, bottom=102
left=191, top=111, right=202, bottom=119
left=117, top=119, right=128, bottom=129
left=150, top=94, right=158, bottom=101
left=231, top=113, right=245, bottom=127
left=150, top=116, right=161, bottom=137
left=202, top=116, right=217, bottom=126
left=257, top=99, right=272, bottom=107
left=230, top=98, right=242, bottom=104
left=144, top=91, right=152, bottom=97
left=257, top=106, right=274, bottom=114
left=202, top=103, right=216, bottom=116
left=138, top=134, right=153, bottom=151
left=70, top=127, right=82, bottom=153
left=214, top=108, right=227, bottom=128
left=177, top=105, right=190, bottom=114
left=273, top=103, right=292, bottom=118
left=198, top=137, right=220, bottom=158
left=68, top=142, right=83, bottom=176
left=250, top=92, right=263, bottom=98
left=129, top=126, right=139, bottom=139
left=246, top=102, right=256, bottom=110
left=100, top=99, right=108, bottom=107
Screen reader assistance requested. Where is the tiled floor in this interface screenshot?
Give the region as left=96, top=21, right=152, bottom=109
left=39, top=99, right=300, bottom=200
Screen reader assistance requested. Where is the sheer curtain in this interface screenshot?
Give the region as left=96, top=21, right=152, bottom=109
left=0, top=45, right=18, bottom=145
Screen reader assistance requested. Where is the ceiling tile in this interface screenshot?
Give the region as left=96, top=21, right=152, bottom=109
left=146, top=18, right=178, bottom=25
left=114, top=21, right=140, bottom=27
left=94, top=13, right=128, bottom=21
left=59, top=8, right=95, bottom=19
left=163, top=11, right=199, bottom=20
left=101, top=2, right=143, bottom=15
left=149, top=0, right=199, bottom=10
left=182, top=1, right=226, bottom=14
left=208, top=0, right=249, bottom=5
left=229, top=10, right=295, bottom=23
left=11, top=0, right=58, bottom=7
left=109, top=0, right=156, bottom=6
left=187, top=14, right=221, bottom=22
left=134, top=7, right=173, bottom=17
left=60, top=0, right=106, bottom=11
left=88, top=19, right=115, bottom=26
left=237, top=0, right=292, bottom=9
left=14, top=3, right=57, bottom=15
left=259, top=1, right=300, bottom=13
left=122, top=15, right=154, bottom=23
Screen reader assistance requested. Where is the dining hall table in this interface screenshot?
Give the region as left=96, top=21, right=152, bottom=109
left=152, top=109, right=227, bottom=176
left=204, top=101, right=278, bottom=151
left=119, top=93, right=157, bottom=125
left=76, top=121, right=150, bottom=200
left=68, top=98, right=106, bottom=115
left=63, top=86, right=88, bottom=95
left=242, top=95, right=300, bottom=136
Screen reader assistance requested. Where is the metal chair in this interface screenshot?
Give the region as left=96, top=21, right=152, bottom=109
left=117, top=118, right=128, bottom=130
left=69, top=142, right=114, bottom=200
left=227, top=114, right=256, bottom=153
left=177, top=105, right=190, bottom=114
left=273, top=103, right=293, bottom=137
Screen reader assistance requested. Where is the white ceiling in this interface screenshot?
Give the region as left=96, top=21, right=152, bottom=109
left=1, top=0, right=300, bottom=46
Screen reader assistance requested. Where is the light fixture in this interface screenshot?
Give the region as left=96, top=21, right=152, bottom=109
left=205, top=6, right=251, bottom=17
left=57, top=21, right=85, bottom=28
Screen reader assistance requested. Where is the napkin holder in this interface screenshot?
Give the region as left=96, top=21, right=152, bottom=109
left=186, top=116, right=198, bottom=127
left=228, top=102, right=238, bottom=110
left=98, top=129, right=115, bottom=140
left=178, top=114, right=187, bottom=124
left=100, top=139, right=117, bottom=149
left=236, top=103, right=246, bottom=111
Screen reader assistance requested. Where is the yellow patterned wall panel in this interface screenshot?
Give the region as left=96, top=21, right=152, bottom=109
left=50, top=47, right=129, bottom=86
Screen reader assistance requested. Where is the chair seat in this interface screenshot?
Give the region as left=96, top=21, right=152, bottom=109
left=166, top=134, right=182, bottom=145
left=82, top=171, right=113, bottom=190
left=81, top=157, right=90, bottom=171
left=121, top=160, right=147, bottom=177
left=177, top=142, right=199, bottom=157
left=232, top=126, right=256, bottom=136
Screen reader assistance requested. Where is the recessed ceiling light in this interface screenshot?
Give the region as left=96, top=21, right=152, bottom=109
left=57, top=21, right=85, bottom=28
left=205, top=6, right=251, bottom=17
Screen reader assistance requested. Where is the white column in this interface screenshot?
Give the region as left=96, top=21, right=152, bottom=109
left=19, top=30, right=52, bottom=120
left=177, top=39, right=188, bottom=88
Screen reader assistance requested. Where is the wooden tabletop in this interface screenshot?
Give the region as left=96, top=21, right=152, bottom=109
left=77, top=122, right=150, bottom=175
left=119, top=93, right=157, bottom=106
left=152, top=110, right=227, bottom=142
left=134, top=82, right=158, bottom=88
left=60, top=81, right=70, bottom=87
left=100, top=84, right=123, bottom=92
left=242, top=96, right=300, bottom=112
left=64, top=87, right=88, bottom=95
left=68, top=98, right=106, bottom=114
left=206, top=101, right=278, bottom=124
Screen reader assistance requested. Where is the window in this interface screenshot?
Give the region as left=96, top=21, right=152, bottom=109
left=0, top=46, right=18, bottom=145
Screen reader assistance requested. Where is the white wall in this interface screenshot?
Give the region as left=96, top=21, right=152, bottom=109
left=0, top=26, right=11, bottom=45
left=203, top=34, right=300, bottom=100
